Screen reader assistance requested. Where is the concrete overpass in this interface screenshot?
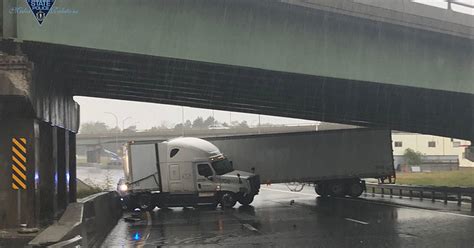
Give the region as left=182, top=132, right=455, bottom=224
left=0, top=0, right=473, bottom=228
left=2, top=0, right=473, bottom=139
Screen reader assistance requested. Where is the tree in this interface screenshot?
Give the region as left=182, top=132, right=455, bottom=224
left=109, top=126, right=121, bottom=133
left=147, top=126, right=161, bottom=132
left=192, top=117, right=205, bottom=129
left=204, top=116, right=217, bottom=127
left=403, top=148, right=423, bottom=165
left=238, top=120, right=249, bottom=128
left=184, top=120, right=192, bottom=129
left=123, top=125, right=137, bottom=133
left=158, top=121, right=171, bottom=130
left=80, top=122, right=110, bottom=134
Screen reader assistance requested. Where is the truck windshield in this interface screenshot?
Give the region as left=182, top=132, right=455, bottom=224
left=211, top=159, right=234, bottom=175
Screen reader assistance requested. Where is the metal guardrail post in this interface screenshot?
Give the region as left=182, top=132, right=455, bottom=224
left=372, top=187, right=375, bottom=197
left=420, top=191, right=423, bottom=201
left=381, top=188, right=384, bottom=197
left=409, top=190, right=413, bottom=199
left=399, top=189, right=402, bottom=199
left=457, top=193, right=462, bottom=206
left=444, top=193, right=448, bottom=204
left=471, top=194, right=474, bottom=212
left=431, top=191, right=435, bottom=202
left=389, top=189, right=393, bottom=198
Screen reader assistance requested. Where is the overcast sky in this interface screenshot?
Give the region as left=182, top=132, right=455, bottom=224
left=74, top=96, right=316, bottom=130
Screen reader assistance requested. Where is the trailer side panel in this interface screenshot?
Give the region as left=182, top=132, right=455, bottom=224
left=208, top=128, right=394, bottom=183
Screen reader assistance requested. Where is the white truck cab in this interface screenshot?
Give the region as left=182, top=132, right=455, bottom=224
left=118, top=137, right=260, bottom=211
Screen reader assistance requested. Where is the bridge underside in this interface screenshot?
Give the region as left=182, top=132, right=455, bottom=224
left=21, top=42, right=474, bottom=140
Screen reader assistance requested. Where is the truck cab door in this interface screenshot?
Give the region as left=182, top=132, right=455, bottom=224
left=195, top=163, right=217, bottom=197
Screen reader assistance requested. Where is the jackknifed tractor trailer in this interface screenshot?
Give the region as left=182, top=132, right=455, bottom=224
left=118, top=128, right=395, bottom=211
left=118, top=137, right=260, bottom=211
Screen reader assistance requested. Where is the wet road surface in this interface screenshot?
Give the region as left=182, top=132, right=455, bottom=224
left=102, top=184, right=474, bottom=247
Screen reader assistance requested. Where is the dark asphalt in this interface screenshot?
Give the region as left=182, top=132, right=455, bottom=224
left=102, top=184, right=474, bottom=247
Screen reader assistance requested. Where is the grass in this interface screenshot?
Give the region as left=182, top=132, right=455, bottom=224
left=76, top=177, right=112, bottom=199
left=396, top=168, right=474, bottom=187
left=77, top=186, right=104, bottom=199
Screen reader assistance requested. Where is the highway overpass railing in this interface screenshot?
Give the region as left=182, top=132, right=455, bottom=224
left=365, top=183, right=474, bottom=212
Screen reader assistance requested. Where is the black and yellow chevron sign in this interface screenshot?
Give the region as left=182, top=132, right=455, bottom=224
left=11, top=138, right=27, bottom=190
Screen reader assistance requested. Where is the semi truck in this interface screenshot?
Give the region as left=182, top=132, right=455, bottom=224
left=118, top=137, right=260, bottom=211
left=208, top=128, right=395, bottom=198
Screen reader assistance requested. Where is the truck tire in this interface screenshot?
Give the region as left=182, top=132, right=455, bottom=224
left=315, top=183, right=330, bottom=197
left=329, top=182, right=345, bottom=197
left=348, top=182, right=364, bottom=198
left=138, top=194, right=155, bottom=212
left=220, top=192, right=237, bottom=208
left=238, top=194, right=254, bottom=206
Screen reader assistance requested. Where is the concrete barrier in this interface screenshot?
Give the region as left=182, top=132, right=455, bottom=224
left=29, top=191, right=122, bottom=247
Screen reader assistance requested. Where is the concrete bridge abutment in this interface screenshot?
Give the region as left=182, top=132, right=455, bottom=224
left=0, top=53, right=79, bottom=228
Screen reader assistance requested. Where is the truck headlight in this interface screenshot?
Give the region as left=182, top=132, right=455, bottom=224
left=216, top=185, right=221, bottom=190
left=119, top=184, right=128, bottom=192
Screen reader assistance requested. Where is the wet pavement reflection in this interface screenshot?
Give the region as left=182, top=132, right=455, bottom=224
left=102, top=184, right=474, bottom=247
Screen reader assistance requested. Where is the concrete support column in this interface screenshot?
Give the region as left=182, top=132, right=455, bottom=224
left=38, top=122, right=57, bottom=225
left=56, top=128, right=69, bottom=213
left=0, top=119, right=37, bottom=228
left=69, top=133, right=77, bottom=202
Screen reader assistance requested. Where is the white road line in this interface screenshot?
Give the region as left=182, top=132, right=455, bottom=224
left=243, top=223, right=260, bottom=233
left=261, top=187, right=316, bottom=196
left=262, top=187, right=474, bottom=219
left=345, top=218, right=369, bottom=225
left=343, top=197, right=474, bottom=219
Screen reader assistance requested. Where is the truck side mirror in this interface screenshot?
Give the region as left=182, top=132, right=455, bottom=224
left=207, top=175, right=214, bottom=181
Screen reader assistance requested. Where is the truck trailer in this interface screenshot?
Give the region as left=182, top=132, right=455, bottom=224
left=118, top=137, right=260, bottom=211
left=208, top=128, right=395, bottom=197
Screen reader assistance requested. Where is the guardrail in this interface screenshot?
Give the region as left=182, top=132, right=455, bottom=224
left=365, top=183, right=474, bottom=212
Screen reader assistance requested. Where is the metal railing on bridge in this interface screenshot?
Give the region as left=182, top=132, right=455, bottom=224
left=365, top=183, right=474, bottom=212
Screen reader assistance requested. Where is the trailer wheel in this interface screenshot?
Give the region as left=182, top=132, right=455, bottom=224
left=220, top=192, right=237, bottom=208
left=315, top=183, right=330, bottom=197
left=138, top=194, right=155, bottom=212
left=348, top=182, right=364, bottom=197
left=238, top=194, right=254, bottom=206
left=329, top=182, right=345, bottom=197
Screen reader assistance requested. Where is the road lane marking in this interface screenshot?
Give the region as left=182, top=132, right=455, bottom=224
left=261, top=187, right=316, bottom=197
left=345, top=218, right=369, bottom=225
left=263, top=186, right=474, bottom=219
left=242, top=223, right=260, bottom=233
left=342, top=197, right=474, bottom=219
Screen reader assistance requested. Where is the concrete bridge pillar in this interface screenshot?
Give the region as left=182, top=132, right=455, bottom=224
left=37, top=122, right=56, bottom=225
left=57, top=128, right=69, bottom=212
left=0, top=52, right=79, bottom=228
left=69, top=133, right=77, bottom=203
left=0, top=119, right=37, bottom=228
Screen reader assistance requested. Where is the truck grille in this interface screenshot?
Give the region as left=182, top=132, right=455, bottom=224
left=249, top=175, right=261, bottom=195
